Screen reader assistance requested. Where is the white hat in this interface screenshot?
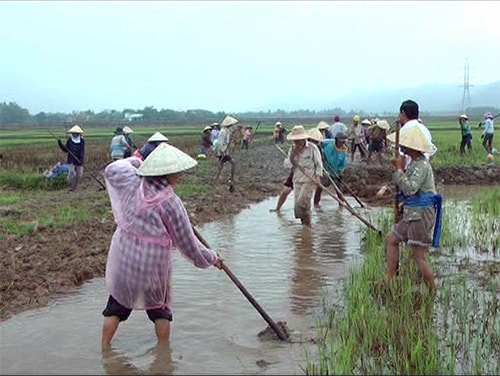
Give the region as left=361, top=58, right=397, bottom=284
left=361, top=119, right=371, bottom=126
left=202, top=125, right=212, bottom=132
left=376, top=119, right=391, bottom=130
left=67, top=125, right=84, bottom=134
left=211, top=122, right=219, bottom=127
left=275, top=121, right=282, bottom=126
left=148, top=131, right=169, bottom=142
left=459, top=114, right=468, bottom=120
left=221, top=115, right=239, bottom=127
left=316, top=121, right=330, bottom=130
left=386, top=126, right=434, bottom=153
left=286, top=125, right=308, bottom=141
left=137, top=142, right=197, bottom=177
left=123, top=126, right=133, bottom=134
left=307, top=128, right=324, bottom=142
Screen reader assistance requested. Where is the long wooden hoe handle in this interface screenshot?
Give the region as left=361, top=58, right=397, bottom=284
left=191, top=225, right=289, bottom=342
left=275, top=144, right=381, bottom=234
left=393, top=121, right=401, bottom=223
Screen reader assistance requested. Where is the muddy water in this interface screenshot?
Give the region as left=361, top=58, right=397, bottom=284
left=0, top=195, right=374, bottom=375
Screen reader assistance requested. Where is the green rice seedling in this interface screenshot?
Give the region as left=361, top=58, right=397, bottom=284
left=0, top=194, right=22, bottom=206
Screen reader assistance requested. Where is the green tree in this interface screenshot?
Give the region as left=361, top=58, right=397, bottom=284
left=0, top=102, right=33, bottom=125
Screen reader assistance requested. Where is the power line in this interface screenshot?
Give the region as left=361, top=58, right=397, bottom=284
left=459, top=58, right=472, bottom=113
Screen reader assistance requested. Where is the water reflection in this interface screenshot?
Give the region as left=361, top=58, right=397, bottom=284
left=102, top=343, right=175, bottom=375
left=290, top=227, right=325, bottom=314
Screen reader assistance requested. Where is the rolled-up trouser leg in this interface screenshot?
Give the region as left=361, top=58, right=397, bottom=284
left=293, top=181, right=316, bottom=224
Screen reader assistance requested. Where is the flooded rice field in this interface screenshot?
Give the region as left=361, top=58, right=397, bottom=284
left=1, top=185, right=499, bottom=375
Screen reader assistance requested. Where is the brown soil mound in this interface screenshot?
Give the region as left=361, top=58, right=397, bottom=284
left=1, top=142, right=499, bottom=321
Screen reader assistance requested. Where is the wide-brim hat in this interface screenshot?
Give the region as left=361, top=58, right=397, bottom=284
left=286, top=125, right=308, bottom=141
left=353, top=115, right=360, bottom=122
left=386, top=126, right=434, bottom=153
left=275, top=121, right=282, bottom=126
left=316, top=121, right=330, bottom=130
left=361, top=119, right=371, bottom=126
left=202, top=125, right=212, bottom=132
left=376, top=119, right=391, bottom=130
left=211, top=122, right=219, bottom=127
left=221, top=115, right=239, bottom=127
left=123, top=126, right=133, bottom=134
left=307, top=128, right=324, bottom=142
left=67, top=125, right=84, bottom=134
left=148, top=131, right=169, bottom=142
left=137, top=142, right=197, bottom=177
left=459, top=114, right=468, bottom=120
left=484, top=112, right=493, bottom=119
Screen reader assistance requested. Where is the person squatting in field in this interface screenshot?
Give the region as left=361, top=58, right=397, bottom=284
left=212, top=115, right=238, bottom=184
left=385, top=108, right=443, bottom=295
left=101, top=142, right=223, bottom=348
left=283, top=125, right=323, bottom=228
left=134, top=131, right=170, bottom=161
left=57, top=124, right=85, bottom=192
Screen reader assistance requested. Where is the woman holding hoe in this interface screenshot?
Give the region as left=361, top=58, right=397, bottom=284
left=101, top=143, right=223, bottom=348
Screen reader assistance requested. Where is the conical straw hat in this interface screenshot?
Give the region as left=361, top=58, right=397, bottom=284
left=307, top=128, right=324, bottom=142
left=136, top=142, right=197, bottom=177
left=361, top=119, right=371, bottom=126
left=67, top=125, right=84, bottom=134
left=386, top=125, right=434, bottom=153
left=316, top=121, right=330, bottom=130
left=376, top=119, right=390, bottom=130
left=123, top=126, right=133, bottom=134
left=202, top=125, right=212, bottom=132
left=221, top=115, right=239, bottom=127
left=275, top=121, right=282, bottom=126
left=148, top=131, right=169, bottom=142
left=286, top=125, right=308, bottom=141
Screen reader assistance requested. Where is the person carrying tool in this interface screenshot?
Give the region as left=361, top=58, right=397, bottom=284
left=347, top=115, right=365, bottom=162
left=385, top=120, right=443, bottom=295
left=57, top=124, right=85, bottom=192
left=213, top=115, right=238, bottom=187
left=366, top=119, right=390, bottom=165
left=101, top=142, right=223, bottom=348
left=283, top=125, right=323, bottom=228
left=458, top=114, right=472, bottom=155
left=314, top=132, right=348, bottom=207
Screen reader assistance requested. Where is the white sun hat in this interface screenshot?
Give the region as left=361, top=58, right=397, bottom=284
left=123, top=126, right=133, bottom=134
left=202, top=125, right=212, bottom=132
left=376, top=119, right=391, bottom=130
left=316, top=120, right=330, bottom=130
left=361, top=119, right=372, bottom=126
left=67, top=125, right=84, bottom=134
left=286, top=125, right=309, bottom=141
left=275, top=121, right=282, bottom=126
left=386, top=125, right=434, bottom=153
left=307, top=128, right=324, bottom=142
left=221, top=115, right=239, bottom=127
left=211, top=122, right=219, bottom=126
left=148, top=131, right=169, bottom=142
left=459, top=114, right=468, bottom=120
left=136, top=142, right=197, bottom=177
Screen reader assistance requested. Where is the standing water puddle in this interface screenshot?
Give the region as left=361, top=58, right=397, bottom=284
left=1, top=195, right=372, bottom=375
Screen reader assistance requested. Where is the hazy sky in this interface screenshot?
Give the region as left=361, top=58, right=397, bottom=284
left=1, top=1, right=499, bottom=114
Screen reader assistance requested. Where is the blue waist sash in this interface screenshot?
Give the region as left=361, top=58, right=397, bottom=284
left=395, top=191, right=443, bottom=248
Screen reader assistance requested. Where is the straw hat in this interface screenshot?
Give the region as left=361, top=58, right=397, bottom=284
left=202, top=125, right=212, bottom=132
left=123, top=126, right=133, bottom=134
left=361, top=119, right=371, bottom=126
left=376, top=119, right=391, bottom=130
left=67, top=125, right=84, bottom=134
left=307, top=128, right=324, bottom=142
left=136, top=142, right=197, bottom=177
left=221, top=115, right=239, bottom=127
left=286, top=125, right=308, bottom=141
left=459, top=114, right=468, bottom=120
left=316, top=121, right=330, bottom=130
left=275, top=121, right=282, bottom=126
left=148, top=131, right=169, bottom=142
left=386, top=126, right=434, bottom=153
left=353, top=115, right=360, bottom=122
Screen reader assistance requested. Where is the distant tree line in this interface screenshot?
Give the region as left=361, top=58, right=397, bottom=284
left=0, top=101, right=498, bottom=128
